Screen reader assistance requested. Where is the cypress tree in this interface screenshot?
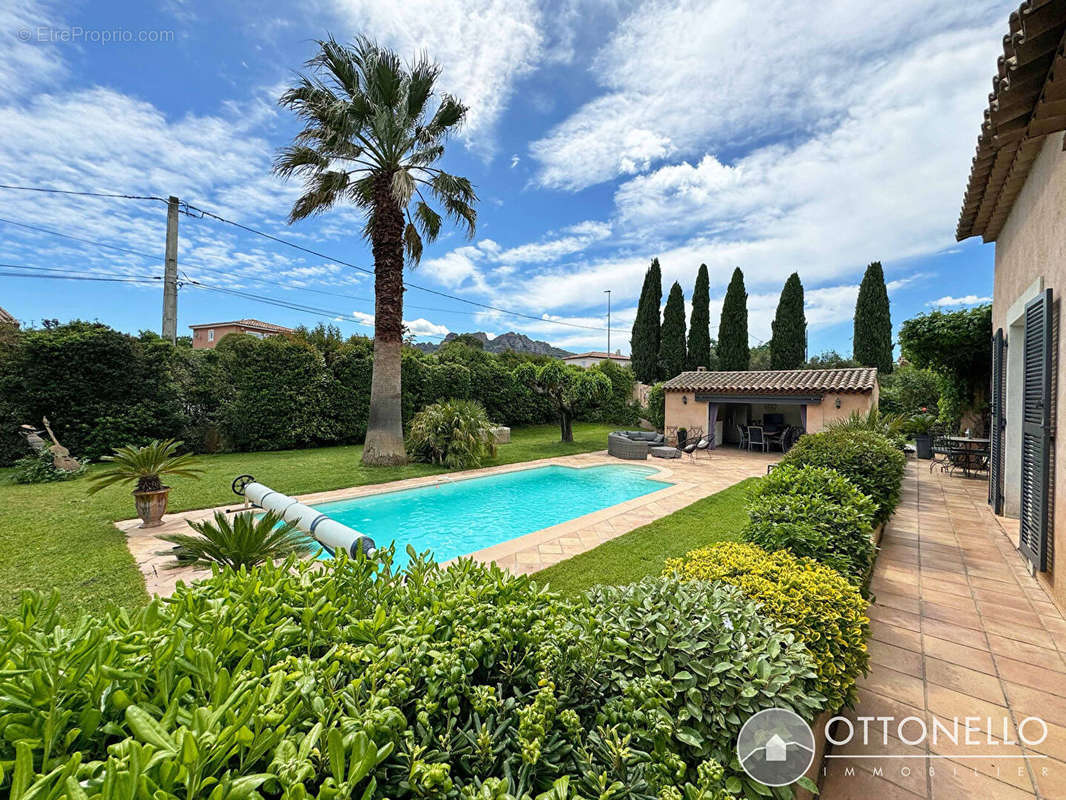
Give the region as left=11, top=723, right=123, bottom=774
left=717, top=267, right=749, bottom=371
left=770, top=272, right=806, bottom=369
left=687, top=263, right=712, bottom=370
left=853, top=261, right=893, bottom=374
left=630, top=258, right=662, bottom=383
left=659, top=281, right=687, bottom=379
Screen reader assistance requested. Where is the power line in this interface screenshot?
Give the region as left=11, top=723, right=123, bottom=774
left=182, top=201, right=609, bottom=332
left=0, top=272, right=160, bottom=284
left=0, top=216, right=160, bottom=260
left=0, top=184, right=168, bottom=203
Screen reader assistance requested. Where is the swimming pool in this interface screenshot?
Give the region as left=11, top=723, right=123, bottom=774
left=309, top=464, right=672, bottom=569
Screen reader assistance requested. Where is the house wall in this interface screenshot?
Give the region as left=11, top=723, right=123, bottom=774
left=992, top=133, right=1066, bottom=609
left=663, top=389, right=875, bottom=437
left=563, top=356, right=632, bottom=368
left=191, top=325, right=284, bottom=349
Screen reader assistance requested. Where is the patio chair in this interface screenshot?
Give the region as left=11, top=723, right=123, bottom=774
left=681, top=433, right=713, bottom=462
left=929, top=435, right=950, bottom=473
left=765, top=425, right=791, bottom=453
left=736, top=424, right=749, bottom=450
left=747, top=425, right=767, bottom=453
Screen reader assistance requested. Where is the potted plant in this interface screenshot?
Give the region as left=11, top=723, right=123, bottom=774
left=88, top=439, right=203, bottom=527
left=908, top=412, right=938, bottom=459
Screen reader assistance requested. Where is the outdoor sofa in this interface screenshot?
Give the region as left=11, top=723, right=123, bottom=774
left=608, top=430, right=665, bottom=460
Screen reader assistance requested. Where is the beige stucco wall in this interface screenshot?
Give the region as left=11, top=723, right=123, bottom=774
left=991, top=133, right=1066, bottom=609
left=664, top=389, right=875, bottom=437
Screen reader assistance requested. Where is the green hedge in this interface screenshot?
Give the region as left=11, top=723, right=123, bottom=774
left=0, top=555, right=823, bottom=799
left=744, top=464, right=877, bottom=584
left=0, top=323, right=639, bottom=464
left=781, top=429, right=906, bottom=525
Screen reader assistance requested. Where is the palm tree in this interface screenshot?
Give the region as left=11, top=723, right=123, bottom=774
left=274, top=37, right=477, bottom=465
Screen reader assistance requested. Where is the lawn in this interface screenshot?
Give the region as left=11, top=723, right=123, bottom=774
left=534, top=477, right=759, bottom=597
left=0, top=422, right=620, bottom=617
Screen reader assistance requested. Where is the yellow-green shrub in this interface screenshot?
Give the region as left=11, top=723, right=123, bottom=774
left=665, top=542, right=869, bottom=709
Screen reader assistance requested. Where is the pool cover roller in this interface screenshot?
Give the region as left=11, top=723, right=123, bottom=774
left=243, top=481, right=375, bottom=558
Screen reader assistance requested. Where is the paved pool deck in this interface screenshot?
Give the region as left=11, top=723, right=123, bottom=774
left=117, top=446, right=776, bottom=598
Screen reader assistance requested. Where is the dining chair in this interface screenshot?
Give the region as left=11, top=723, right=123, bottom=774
left=747, top=426, right=766, bottom=453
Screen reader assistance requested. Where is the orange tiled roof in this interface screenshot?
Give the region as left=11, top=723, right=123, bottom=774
left=662, top=367, right=878, bottom=394
left=188, top=318, right=294, bottom=333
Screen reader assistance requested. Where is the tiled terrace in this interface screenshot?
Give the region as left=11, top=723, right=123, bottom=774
left=120, top=447, right=775, bottom=597
left=821, top=462, right=1066, bottom=800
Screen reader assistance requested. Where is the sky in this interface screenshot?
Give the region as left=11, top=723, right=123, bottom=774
left=0, top=0, right=1008, bottom=357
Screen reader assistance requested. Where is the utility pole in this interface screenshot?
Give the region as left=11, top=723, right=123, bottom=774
left=162, top=195, right=179, bottom=344
left=604, top=289, right=611, bottom=353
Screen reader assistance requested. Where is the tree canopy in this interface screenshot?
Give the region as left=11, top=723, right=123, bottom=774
left=659, top=281, right=687, bottom=379
left=515, top=361, right=611, bottom=442
left=898, top=305, right=991, bottom=427
left=770, top=273, right=806, bottom=369
left=630, top=259, right=663, bottom=383
left=853, top=261, right=893, bottom=374
left=717, top=267, right=749, bottom=371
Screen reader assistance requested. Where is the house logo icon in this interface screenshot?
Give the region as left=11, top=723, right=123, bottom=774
left=737, top=708, right=815, bottom=787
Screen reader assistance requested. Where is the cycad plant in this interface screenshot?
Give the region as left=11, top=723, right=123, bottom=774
left=158, top=510, right=313, bottom=569
left=275, top=37, right=477, bottom=467
left=87, top=439, right=202, bottom=494
left=407, top=399, right=497, bottom=469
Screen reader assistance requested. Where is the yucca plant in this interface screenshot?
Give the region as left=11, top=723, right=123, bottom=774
left=158, top=510, right=313, bottom=569
left=407, top=399, right=496, bottom=469
left=87, top=439, right=203, bottom=494
left=824, top=408, right=908, bottom=449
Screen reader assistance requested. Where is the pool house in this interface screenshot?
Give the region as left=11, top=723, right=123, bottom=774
left=662, top=367, right=879, bottom=448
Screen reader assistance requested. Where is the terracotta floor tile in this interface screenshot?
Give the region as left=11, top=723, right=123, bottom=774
left=1030, top=757, right=1066, bottom=800
left=980, top=617, right=1056, bottom=649
left=871, top=604, right=923, bottom=633
left=878, top=592, right=923, bottom=614
left=923, top=657, right=1005, bottom=705
left=857, top=665, right=927, bottom=709
left=929, top=759, right=1036, bottom=799
left=872, top=620, right=924, bottom=653
left=869, top=639, right=924, bottom=678
left=820, top=762, right=927, bottom=799
left=994, top=656, right=1066, bottom=695
left=987, top=634, right=1066, bottom=672
left=922, top=634, right=996, bottom=674
left=920, top=601, right=983, bottom=630
left=1002, top=682, right=1066, bottom=729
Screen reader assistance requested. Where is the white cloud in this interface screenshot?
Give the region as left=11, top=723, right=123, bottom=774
left=349, top=310, right=449, bottom=338
left=321, top=0, right=543, bottom=148
left=530, top=0, right=1003, bottom=190
left=2, top=1, right=66, bottom=96
left=497, top=220, right=612, bottom=264
left=928, top=294, right=991, bottom=307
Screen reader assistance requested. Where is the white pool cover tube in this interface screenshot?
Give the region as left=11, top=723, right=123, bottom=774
left=243, top=481, right=375, bottom=558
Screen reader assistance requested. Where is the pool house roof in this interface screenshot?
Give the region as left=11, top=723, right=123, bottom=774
left=661, top=367, right=878, bottom=395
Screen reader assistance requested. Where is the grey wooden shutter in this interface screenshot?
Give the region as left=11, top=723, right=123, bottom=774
left=1020, top=289, right=1053, bottom=572
left=989, top=328, right=1006, bottom=514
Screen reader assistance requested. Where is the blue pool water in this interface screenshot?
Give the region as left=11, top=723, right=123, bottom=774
left=310, top=464, right=672, bottom=570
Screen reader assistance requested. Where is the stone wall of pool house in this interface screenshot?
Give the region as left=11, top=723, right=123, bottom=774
left=664, top=387, right=874, bottom=439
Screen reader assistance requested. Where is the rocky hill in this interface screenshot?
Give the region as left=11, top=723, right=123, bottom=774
left=414, top=331, right=572, bottom=358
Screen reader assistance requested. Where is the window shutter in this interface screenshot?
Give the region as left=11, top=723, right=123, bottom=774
left=1019, top=289, right=1053, bottom=572
left=989, top=328, right=1006, bottom=514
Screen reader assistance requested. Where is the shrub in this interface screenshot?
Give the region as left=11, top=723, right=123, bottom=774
left=782, top=428, right=906, bottom=525
left=878, top=364, right=941, bottom=417
left=575, top=577, right=823, bottom=798
left=0, top=556, right=743, bottom=800
left=665, top=542, right=869, bottom=709
left=11, top=449, right=86, bottom=484
left=645, top=382, right=666, bottom=430
left=744, top=464, right=876, bottom=584
left=157, top=509, right=312, bottom=569
left=823, top=409, right=908, bottom=450
left=407, top=399, right=497, bottom=468
left=86, top=439, right=202, bottom=494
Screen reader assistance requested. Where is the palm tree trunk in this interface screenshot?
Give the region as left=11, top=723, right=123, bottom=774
left=362, top=173, right=408, bottom=466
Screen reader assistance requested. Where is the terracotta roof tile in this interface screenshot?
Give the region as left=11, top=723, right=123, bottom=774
left=661, top=367, right=878, bottom=394
left=0, top=306, right=15, bottom=325
left=188, top=318, right=294, bottom=333
left=957, top=0, right=1066, bottom=242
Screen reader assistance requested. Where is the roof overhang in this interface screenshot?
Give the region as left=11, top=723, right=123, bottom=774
left=693, top=394, right=824, bottom=405
left=957, top=0, right=1066, bottom=242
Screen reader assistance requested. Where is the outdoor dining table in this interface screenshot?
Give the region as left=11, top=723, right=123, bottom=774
left=944, top=436, right=990, bottom=477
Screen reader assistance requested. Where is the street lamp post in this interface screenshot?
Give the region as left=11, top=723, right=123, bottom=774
left=604, top=289, right=611, bottom=353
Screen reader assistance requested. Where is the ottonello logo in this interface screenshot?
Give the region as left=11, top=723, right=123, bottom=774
left=737, top=708, right=816, bottom=787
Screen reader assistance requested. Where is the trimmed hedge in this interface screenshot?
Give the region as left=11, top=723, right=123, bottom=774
left=744, top=464, right=876, bottom=584
left=665, top=542, right=870, bottom=709
left=0, top=323, right=641, bottom=464
left=781, top=429, right=906, bottom=525
left=0, top=554, right=824, bottom=800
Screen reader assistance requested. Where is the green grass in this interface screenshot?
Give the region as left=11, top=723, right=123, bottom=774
left=0, top=422, right=620, bottom=617
left=534, top=477, right=760, bottom=597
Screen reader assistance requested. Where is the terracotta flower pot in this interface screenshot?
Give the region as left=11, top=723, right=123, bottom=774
left=133, top=487, right=170, bottom=528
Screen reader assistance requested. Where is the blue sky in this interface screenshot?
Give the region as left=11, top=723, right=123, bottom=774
left=0, top=0, right=1007, bottom=356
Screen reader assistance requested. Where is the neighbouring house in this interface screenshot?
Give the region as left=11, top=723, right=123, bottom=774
left=561, top=350, right=632, bottom=368
left=662, top=367, right=878, bottom=446
left=189, top=318, right=294, bottom=349
left=0, top=306, right=17, bottom=328
left=957, top=0, right=1066, bottom=608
